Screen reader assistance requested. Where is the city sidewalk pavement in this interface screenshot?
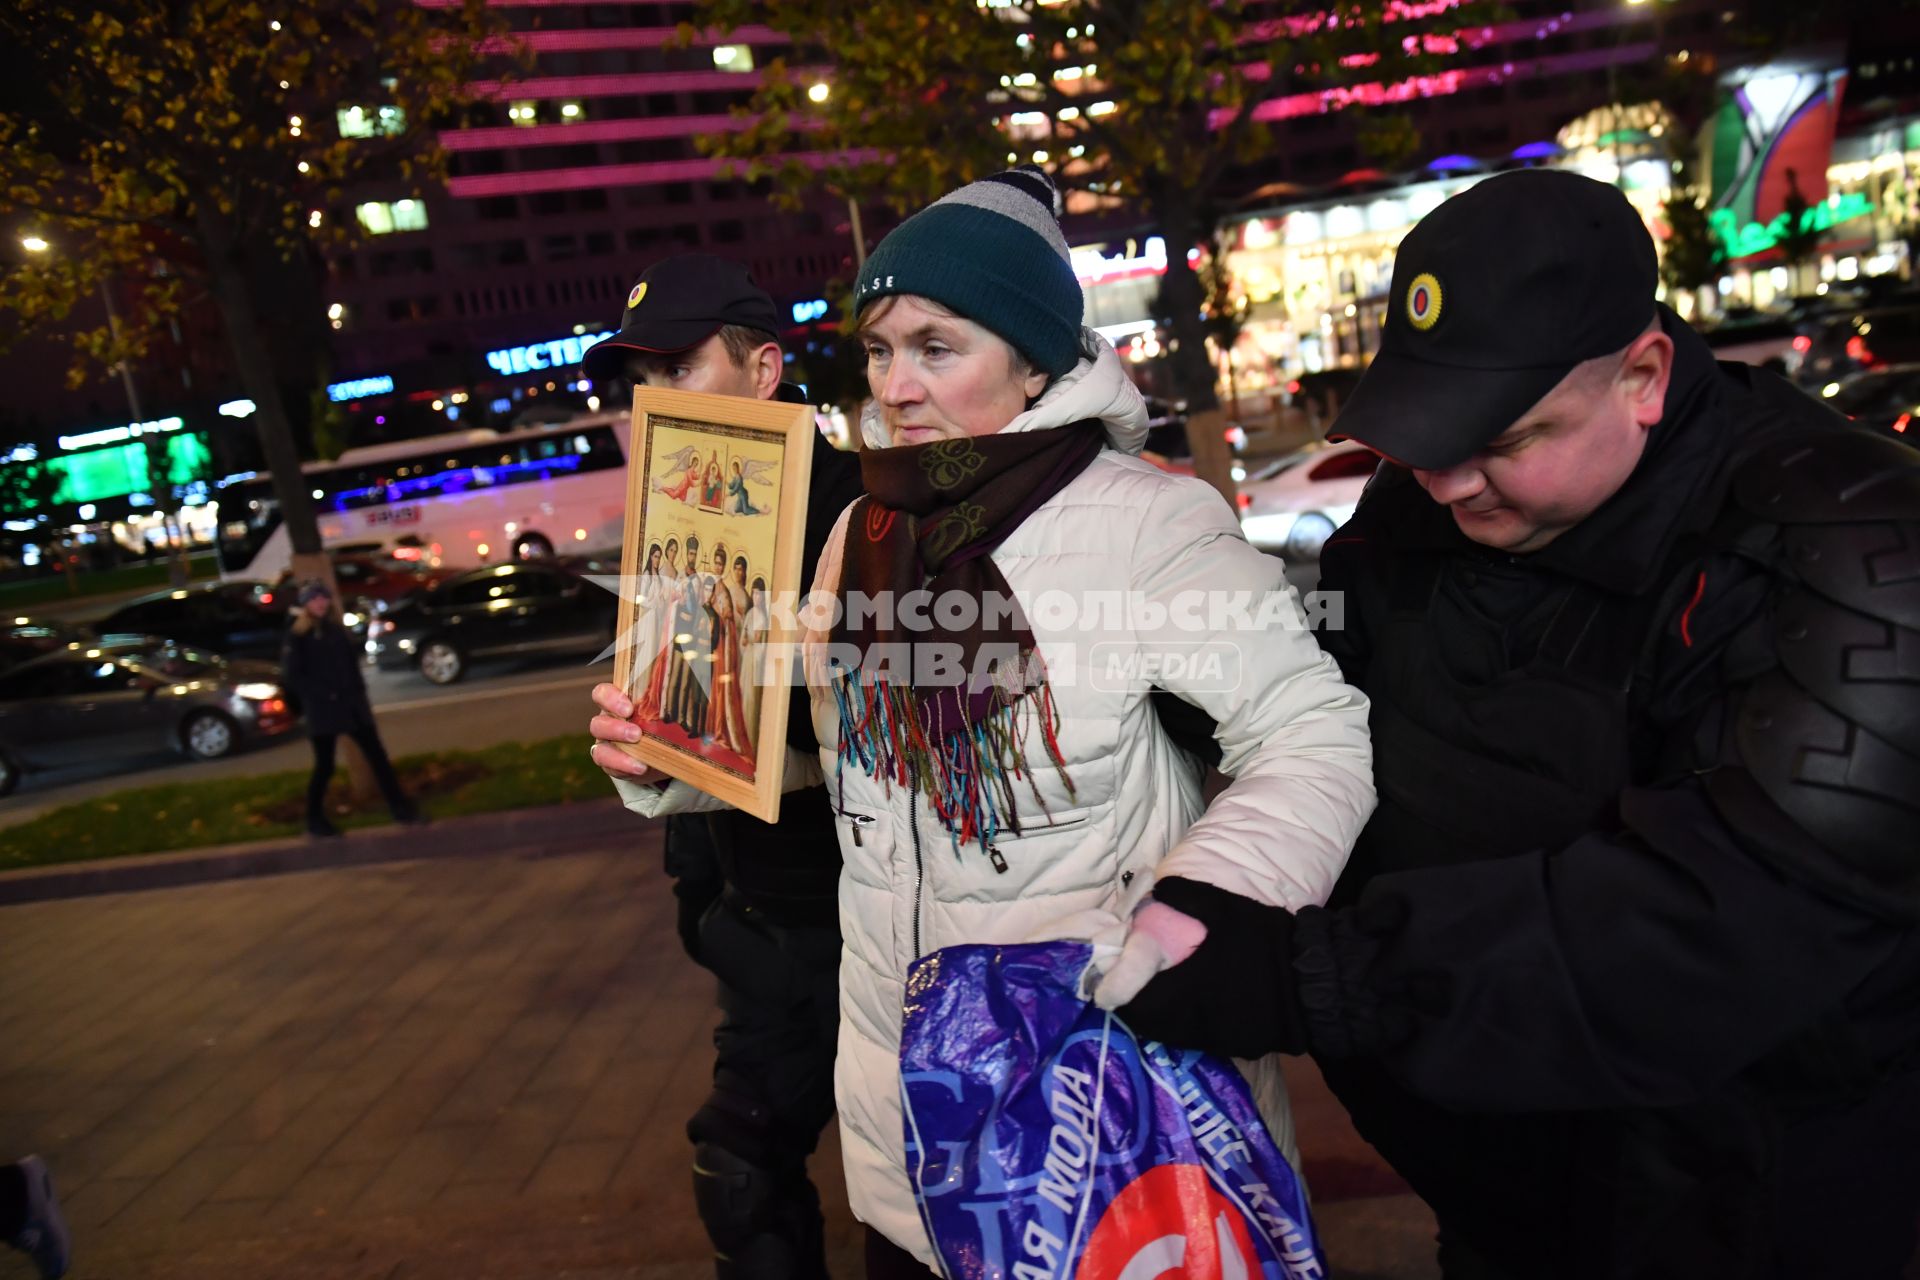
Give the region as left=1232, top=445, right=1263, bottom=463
left=0, top=812, right=1439, bottom=1280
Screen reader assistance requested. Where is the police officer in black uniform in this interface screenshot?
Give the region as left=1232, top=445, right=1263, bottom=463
left=586, top=255, right=862, bottom=1280
left=1121, top=170, right=1920, bottom=1278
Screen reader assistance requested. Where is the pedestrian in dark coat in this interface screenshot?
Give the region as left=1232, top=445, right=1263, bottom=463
left=1116, top=170, right=1920, bottom=1279
left=283, top=581, right=419, bottom=837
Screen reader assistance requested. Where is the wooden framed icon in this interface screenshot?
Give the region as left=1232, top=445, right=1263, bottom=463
left=611, top=386, right=816, bottom=822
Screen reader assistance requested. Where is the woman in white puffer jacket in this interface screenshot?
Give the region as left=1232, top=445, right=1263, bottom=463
left=606, top=167, right=1375, bottom=1275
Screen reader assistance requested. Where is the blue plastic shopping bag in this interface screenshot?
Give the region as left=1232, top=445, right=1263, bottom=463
left=901, top=941, right=1326, bottom=1280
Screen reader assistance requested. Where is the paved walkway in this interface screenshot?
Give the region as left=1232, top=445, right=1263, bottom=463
left=0, top=825, right=1438, bottom=1279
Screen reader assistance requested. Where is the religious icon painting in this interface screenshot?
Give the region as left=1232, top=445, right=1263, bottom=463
left=612, top=386, right=815, bottom=822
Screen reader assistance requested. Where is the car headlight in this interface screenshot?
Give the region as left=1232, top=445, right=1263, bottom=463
left=1239, top=512, right=1297, bottom=551
left=342, top=611, right=363, bottom=628
left=398, top=637, right=416, bottom=652
left=1285, top=512, right=1339, bottom=561
left=235, top=681, right=282, bottom=700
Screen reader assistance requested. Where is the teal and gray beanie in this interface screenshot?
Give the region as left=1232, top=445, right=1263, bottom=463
left=853, top=166, right=1084, bottom=376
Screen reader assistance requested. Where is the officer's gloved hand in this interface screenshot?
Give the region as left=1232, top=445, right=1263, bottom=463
left=1113, top=877, right=1311, bottom=1060
left=1117, top=878, right=1445, bottom=1063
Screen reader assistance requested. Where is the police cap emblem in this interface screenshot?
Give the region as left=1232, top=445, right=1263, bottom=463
left=1406, top=273, right=1442, bottom=331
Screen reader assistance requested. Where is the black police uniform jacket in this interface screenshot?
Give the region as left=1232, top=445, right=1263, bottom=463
left=1309, top=310, right=1920, bottom=1278
left=282, top=611, right=375, bottom=736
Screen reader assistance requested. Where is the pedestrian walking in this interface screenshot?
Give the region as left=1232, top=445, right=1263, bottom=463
left=283, top=580, right=420, bottom=837
left=1118, top=168, right=1920, bottom=1279
left=1, top=1155, right=69, bottom=1279
left=588, top=253, right=863, bottom=1280
left=615, top=168, right=1376, bottom=1276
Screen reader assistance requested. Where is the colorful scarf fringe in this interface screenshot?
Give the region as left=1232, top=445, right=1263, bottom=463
left=830, top=659, right=1075, bottom=857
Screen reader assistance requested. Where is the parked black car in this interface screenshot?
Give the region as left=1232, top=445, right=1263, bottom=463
left=365, top=562, right=617, bottom=685
left=0, top=615, right=91, bottom=673
left=1789, top=304, right=1920, bottom=390
left=93, top=581, right=289, bottom=660
left=1826, top=363, right=1920, bottom=440
left=0, top=639, right=298, bottom=795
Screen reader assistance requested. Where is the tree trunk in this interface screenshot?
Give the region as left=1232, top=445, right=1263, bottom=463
left=170, top=510, right=191, bottom=586
left=142, top=437, right=191, bottom=587
left=165, top=517, right=186, bottom=587
left=1150, top=192, right=1237, bottom=510
left=193, top=201, right=330, bottom=576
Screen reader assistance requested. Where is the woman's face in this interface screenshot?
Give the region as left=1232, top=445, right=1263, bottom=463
left=861, top=296, right=1049, bottom=446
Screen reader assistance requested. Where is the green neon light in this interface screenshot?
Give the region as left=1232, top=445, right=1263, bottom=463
left=2, top=434, right=212, bottom=508
left=1709, top=192, right=1875, bottom=259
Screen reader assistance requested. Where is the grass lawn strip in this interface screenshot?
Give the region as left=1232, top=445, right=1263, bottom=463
left=0, top=734, right=608, bottom=869
left=0, top=554, right=219, bottom=609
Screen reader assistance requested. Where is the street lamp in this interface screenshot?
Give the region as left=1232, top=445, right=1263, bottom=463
left=16, top=231, right=187, bottom=578
left=804, top=79, right=864, bottom=267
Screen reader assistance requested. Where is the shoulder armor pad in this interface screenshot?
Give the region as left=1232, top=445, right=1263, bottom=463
left=1735, top=423, right=1920, bottom=632
left=1771, top=587, right=1920, bottom=758
left=1732, top=427, right=1920, bottom=524
left=1776, top=520, right=1920, bottom=633
left=1714, top=669, right=1920, bottom=918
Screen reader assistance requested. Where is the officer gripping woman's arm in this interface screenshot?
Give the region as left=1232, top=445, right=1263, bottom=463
left=1127, top=456, right=1920, bottom=1112
left=1114, top=170, right=1920, bottom=1280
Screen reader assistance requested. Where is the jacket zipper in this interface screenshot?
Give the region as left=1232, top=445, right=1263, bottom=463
left=910, top=775, right=924, bottom=959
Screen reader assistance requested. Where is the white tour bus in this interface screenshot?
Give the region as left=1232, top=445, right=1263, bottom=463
left=213, top=414, right=630, bottom=582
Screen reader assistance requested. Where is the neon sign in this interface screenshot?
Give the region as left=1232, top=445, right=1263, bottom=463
left=484, top=332, right=613, bottom=377
left=327, top=375, right=395, bottom=402
left=1072, top=236, right=1171, bottom=285
left=331, top=452, right=583, bottom=511
left=58, top=416, right=183, bottom=451
left=791, top=298, right=829, bottom=323
left=1710, top=192, right=1873, bottom=260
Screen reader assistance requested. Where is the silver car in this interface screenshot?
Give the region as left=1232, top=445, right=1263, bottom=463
left=0, top=638, right=300, bottom=796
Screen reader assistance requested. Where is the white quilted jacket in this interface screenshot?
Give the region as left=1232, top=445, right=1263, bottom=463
left=622, top=333, right=1376, bottom=1265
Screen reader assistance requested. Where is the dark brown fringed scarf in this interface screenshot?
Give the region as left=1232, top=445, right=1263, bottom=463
left=830, top=422, right=1104, bottom=854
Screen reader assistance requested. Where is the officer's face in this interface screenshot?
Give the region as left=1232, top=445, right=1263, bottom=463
left=1410, top=331, right=1673, bottom=553
left=625, top=334, right=771, bottom=399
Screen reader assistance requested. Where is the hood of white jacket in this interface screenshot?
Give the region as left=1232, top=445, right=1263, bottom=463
left=858, top=328, right=1149, bottom=455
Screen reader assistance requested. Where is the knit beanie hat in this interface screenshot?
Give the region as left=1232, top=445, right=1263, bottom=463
left=853, top=166, right=1084, bottom=377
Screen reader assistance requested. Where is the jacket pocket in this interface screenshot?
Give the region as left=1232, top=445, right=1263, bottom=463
left=975, top=805, right=1098, bottom=886
left=834, top=804, right=898, bottom=974
left=835, top=805, right=891, bottom=855
left=979, top=807, right=1094, bottom=868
